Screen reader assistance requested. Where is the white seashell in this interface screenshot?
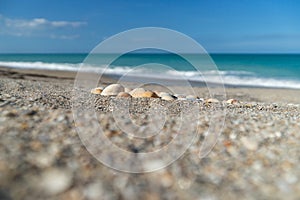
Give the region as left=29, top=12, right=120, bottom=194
left=158, top=92, right=171, bottom=97
left=101, top=84, right=124, bottom=96
left=186, top=95, right=197, bottom=101
left=129, top=88, right=146, bottom=98
left=90, top=87, right=103, bottom=94
left=161, top=94, right=176, bottom=101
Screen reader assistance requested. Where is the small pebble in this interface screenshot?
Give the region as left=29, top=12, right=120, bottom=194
left=0, top=101, right=10, bottom=107
left=38, top=168, right=73, bottom=196
left=84, top=181, right=104, bottom=200
left=143, top=160, right=164, bottom=171
left=241, top=137, right=258, bottom=151
left=4, top=110, right=18, bottom=117
left=197, top=98, right=204, bottom=102
left=57, top=115, right=65, bottom=122
left=28, top=152, right=55, bottom=168
left=177, top=97, right=187, bottom=101
left=206, top=98, right=219, bottom=103
left=174, top=94, right=186, bottom=100
left=3, top=94, right=11, bottom=98
left=226, top=99, right=239, bottom=104
left=161, top=172, right=173, bottom=188
left=23, top=109, right=37, bottom=116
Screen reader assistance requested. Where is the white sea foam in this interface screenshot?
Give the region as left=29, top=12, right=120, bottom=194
left=201, top=75, right=300, bottom=89
left=0, top=61, right=80, bottom=71
left=1, top=61, right=300, bottom=89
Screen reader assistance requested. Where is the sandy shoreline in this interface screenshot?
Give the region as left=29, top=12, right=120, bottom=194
left=1, top=66, right=300, bottom=104
left=0, top=67, right=300, bottom=199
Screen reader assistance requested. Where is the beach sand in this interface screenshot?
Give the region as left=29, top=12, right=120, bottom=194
left=0, top=67, right=300, bottom=199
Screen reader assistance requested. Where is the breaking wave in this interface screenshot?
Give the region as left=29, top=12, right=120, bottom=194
left=1, top=61, right=300, bottom=89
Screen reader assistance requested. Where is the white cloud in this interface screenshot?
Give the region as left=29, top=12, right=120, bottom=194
left=50, top=34, right=80, bottom=40
left=51, top=21, right=85, bottom=28
left=0, top=14, right=87, bottom=39
left=5, top=17, right=86, bottom=29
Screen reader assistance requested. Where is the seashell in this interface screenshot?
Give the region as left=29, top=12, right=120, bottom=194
left=226, top=99, right=239, bottom=104
left=158, top=92, right=171, bottom=97
left=90, top=87, right=103, bottom=94
left=141, top=91, right=159, bottom=98
left=117, top=92, right=131, bottom=98
left=186, top=95, right=197, bottom=101
left=161, top=94, right=176, bottom=101
left=174, top=94, right=186, bottom=100
left=197, top=98, right=204, bottom=102
left=101, top=84, right=124, bottom=96
left=129, top=88, right=146, bottom=98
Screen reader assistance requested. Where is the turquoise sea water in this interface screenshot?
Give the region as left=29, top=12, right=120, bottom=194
left=0, top=53, right=300, bottom=89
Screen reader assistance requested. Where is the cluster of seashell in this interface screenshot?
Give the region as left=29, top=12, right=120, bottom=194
left=91, top=83, right=238, bottom=104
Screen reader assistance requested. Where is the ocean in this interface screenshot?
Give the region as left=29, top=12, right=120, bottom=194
left=0, top=53, right=300, bottom=89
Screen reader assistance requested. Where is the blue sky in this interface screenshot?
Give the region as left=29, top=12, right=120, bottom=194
left=0, top=0, right=300, bottom=53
